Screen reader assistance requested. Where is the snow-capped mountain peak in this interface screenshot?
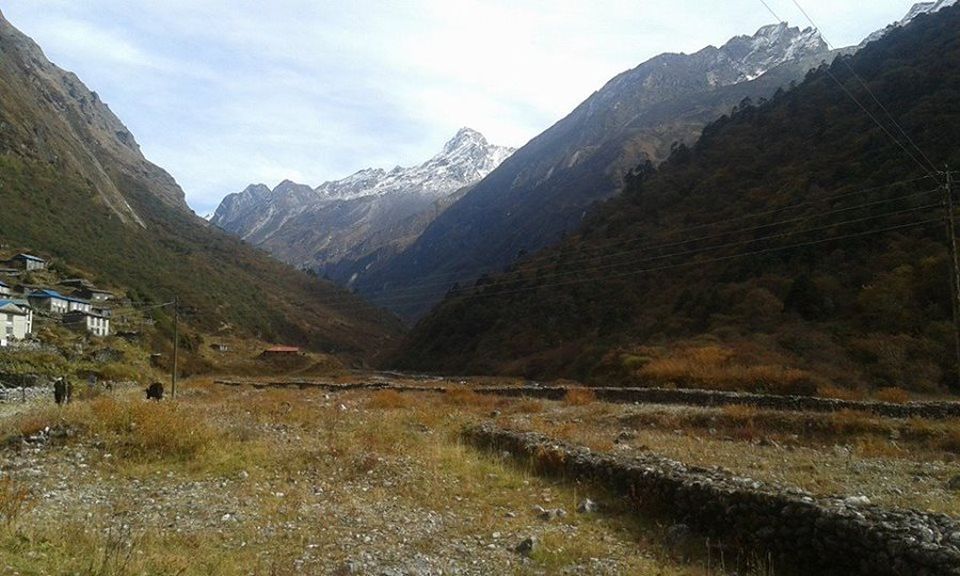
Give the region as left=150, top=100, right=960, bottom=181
left=862, top=0, right=957, bottom=46
left=310, top=128, right=515, bottom=202
left=442, top=127, right=488, bottom=155
left=720, top=23, right=827, bottom=82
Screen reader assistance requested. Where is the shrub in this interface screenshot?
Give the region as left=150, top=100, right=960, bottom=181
left=0, top=477, right=32, bottom=526
left=817, top=385, right=866, bottom=401
left=563, top=388, right=596, bottom=406
left=368, top=389, right=413, bottom=410
left=874, top=387, right=910, bottom=404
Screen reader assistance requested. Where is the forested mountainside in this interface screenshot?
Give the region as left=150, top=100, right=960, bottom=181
left=211, top=128, right=513, bottom=288
left=355, top=24, right=834, bottom=320
left=392, top=6, right=960, bottom=393
left=0, top=9, right=401, bottom=358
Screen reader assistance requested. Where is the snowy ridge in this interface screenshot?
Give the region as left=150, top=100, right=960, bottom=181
left=210, top=128, right=515, bottom=246
left=861, top=0, right=958, bottom=46
left=719, top=23, right=827, bottom=84
left=314, top=128, right=514, bottom=202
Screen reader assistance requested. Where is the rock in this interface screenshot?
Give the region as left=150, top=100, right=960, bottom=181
left=665, top=523, right=692, bottom=549
left=515, top=536, right=537, bottom=557
left=843, top=495, right=871, bottom=507
left=615, top=431, right=636, bottom=444
left=577, top=498, right=598, bottom=514
left=946, top=475, right=960, bottom=491
left=536, top=506, right=566, bottom=521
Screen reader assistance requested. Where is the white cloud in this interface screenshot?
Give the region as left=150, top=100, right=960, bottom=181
left=1, top=0, right=922, bottom=213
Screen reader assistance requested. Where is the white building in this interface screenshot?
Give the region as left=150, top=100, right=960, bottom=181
left=9, top=254, right=46, bottom=271
left=0, top=300, right=31, bottom=345
left=28, top=290, right=91, bottom=314
left=63, top=310, right=110, bottom=337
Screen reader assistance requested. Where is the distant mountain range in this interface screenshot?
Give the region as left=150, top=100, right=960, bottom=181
left=212, top=128, right=514, bottom=285
left=351, top=22, right=833, bottom=319
left=212, top=1, right=948, bottom=323
left=393, top=3, right=960, bottom=392
left=0, top=9, right=401, bottom=358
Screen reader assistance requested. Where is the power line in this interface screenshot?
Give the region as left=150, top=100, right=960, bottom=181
left=298, top=187, right=942, bottom=309
left=789, top=0, right=940, bottom=175
left=433, top=217, right=945, bottom=304
left=348, top=202, right=941, bottom=309
left=321, top=179, right=939, bottom=305
left=757, top=0, right=938, bottom=179
left=303, top=197, right=943, bottom=311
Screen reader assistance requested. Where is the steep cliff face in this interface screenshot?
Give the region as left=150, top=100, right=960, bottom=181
left=355, top=24, right=833, bottom=320
left=0, top=9, right=189, bottom=223
left=212, top=128, right=514, bottom=284
left=0, top=9, right=402, bottom=359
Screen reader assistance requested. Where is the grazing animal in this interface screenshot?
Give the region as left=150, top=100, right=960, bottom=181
left=53, top=378, right=66, bottom=405
left=145, top=382, right=164, bottom=401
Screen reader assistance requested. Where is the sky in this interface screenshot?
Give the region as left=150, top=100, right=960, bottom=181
left=2, top=0, right=921, bottom=214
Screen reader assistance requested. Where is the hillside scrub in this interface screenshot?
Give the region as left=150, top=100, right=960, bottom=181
left=392, top=6, right=960, bottom=394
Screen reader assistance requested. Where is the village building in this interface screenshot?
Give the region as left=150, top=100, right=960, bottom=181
left=0, top=280, right=10, bottom=297
left=28, top=289, right=92, bottom=314
left=63, top=310, right=110, bottom=337
left=8, top=253, right=46, bottom=271
left=9, top=298, right=34, bottom=334
left=60, top=278, right=94, bottom=289
left=74, top=287, right=114, bottom=302
left=0, top=300, right=31, bottom=345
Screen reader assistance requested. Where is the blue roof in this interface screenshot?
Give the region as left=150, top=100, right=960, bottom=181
left=28, top=289, right=90, bottom=305
left=0, top=280, right=7, bottom=287
left=14, top=254, right=45, bottom=262
left=0, top=300, right=27, bottom=313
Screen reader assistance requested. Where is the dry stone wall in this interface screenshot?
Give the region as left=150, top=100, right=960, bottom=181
left=465, top=423, right=960, bottom=576
left=216, top=380, right=960, bottom=420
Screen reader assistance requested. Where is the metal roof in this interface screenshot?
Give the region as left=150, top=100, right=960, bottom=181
left=0, top=301, right=27, bottom=315
left=28, top=289, right=91, bottom=305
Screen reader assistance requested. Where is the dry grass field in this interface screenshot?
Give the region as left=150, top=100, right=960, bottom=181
left=1, top=377, right=958, bottom=575
left=0, top=380, right=713, bottom=576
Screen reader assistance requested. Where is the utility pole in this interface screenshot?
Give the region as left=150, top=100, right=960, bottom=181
left=943, top=167, right=960, bottom=387
left=171, top=296, right=179, bottom=399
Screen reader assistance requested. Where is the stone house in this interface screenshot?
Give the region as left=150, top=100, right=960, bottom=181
left=63, top=310, right=110, bottom=337
left=0, top=300, right=31, bottom=345
left=28, top=289, right=91, bottom=314
left=9, top=254, right=46, bottom=271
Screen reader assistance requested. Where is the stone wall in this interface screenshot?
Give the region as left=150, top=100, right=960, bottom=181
left=464, top=423, right=960, bottom=576
left=478, top=386, right=960, bottom=419
left=216, top=380, right=960, bottom=420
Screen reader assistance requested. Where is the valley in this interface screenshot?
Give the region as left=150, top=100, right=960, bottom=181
left=1, top=1, right=960, bottom=574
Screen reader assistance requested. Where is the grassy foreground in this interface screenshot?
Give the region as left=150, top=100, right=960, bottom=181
left=0, top=382, right=709, bottom=575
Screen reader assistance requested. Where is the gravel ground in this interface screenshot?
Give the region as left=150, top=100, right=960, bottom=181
left=0, top=388, right=701, bottom=575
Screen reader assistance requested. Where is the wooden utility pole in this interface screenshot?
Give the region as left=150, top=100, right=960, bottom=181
left=171, top=296, right=179, bottom=399
left=943, top=167, right=960, bottom=386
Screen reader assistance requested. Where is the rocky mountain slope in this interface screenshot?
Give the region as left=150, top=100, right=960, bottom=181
left=212, top=128, right=514, bottom=285
left=391, top=5, right=960, bottom=392
left=0, top=9, right=401, bottom=358
left=0, top=11, right=188, bottom=224
left=354, top=23, right=833, bottom=319
left=861, top=0, right=957, bottom=45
